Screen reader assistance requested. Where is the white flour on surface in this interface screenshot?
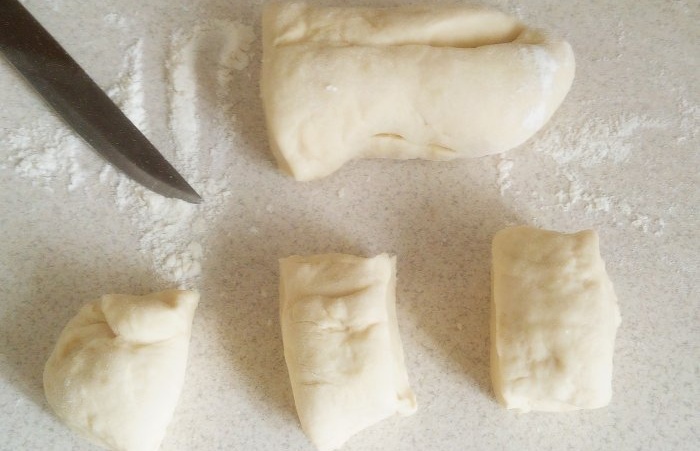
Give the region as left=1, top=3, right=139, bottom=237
left=535, top=113, right=666, bottom=167
left=106, top=40, right=147, bottom=132
left=100, top=20, right=254, bottom=286
left=2, top=123, right=88, bottom=192
left=167, top=35, right=200, bottom=164
left=496, top=156, right=514, bottom=196
left=3, top=19, right=254, bottom=287
left=496, top=112, right=669, bottom=235
left=104, top=12, right=128, bottom=29
left=168, top=20, right=254, bottom=164
left=676, top=96, right=699, bottom=143
left=2, top=39, right=146, bottom=194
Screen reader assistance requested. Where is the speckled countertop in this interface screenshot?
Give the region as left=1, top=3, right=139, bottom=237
left=0, top=1, right=697, bottom=450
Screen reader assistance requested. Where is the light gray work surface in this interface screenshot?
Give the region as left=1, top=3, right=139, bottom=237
left=0, top=1, right=697, bottom=450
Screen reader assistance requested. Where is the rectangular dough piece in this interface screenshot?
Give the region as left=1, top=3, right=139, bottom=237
left=491, top=226, right=621, bottom=412
left=279, top=253, right=416, bottom=451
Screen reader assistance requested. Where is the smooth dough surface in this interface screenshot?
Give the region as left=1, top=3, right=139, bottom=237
left=261, top=2, right=575, bottom=180
left=43, top=290, right=199, bottom=451
left=279, top=253, right=416, bottom=451
left=491, top=227, right=621, bottom=412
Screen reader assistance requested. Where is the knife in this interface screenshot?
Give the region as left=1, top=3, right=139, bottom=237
left=0, top=0, right=202, bottom=203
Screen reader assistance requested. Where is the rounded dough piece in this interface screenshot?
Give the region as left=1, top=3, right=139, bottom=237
left=43, top=289, right=199, bottom=451
left=262, top=3, right=576, bottom=180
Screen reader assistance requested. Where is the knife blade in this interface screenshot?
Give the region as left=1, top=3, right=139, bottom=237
left=0, top=0, right=202, bottom=203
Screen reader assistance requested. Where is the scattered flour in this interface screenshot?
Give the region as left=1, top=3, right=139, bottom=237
left=535, top=113, right=666, bottom=167
left=496, top=157, right=513, bottom=197
left=168, top=20, right=255, bottom=151
left=100, top=20, right=254, bottom=286
left=496, top=112, right=669, bottom=235
left=167, top=35, right=200, bottom=163
left=2, top=40, right=147, bottom=195
left=106, top=40, right=147, bottom=131
left=44, top=0, right=68, bottom=12
left=676, top=96, right=699, bottom=143
left=213, top=22, right=255, bottom=95
left=104, top=12, right=128, bottom=29
left=3, top=19, right=254, bottom=287
left=2, top=121, right=88, bottom=192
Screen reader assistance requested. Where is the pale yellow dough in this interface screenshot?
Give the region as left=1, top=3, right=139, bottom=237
left=43, top=290, right=199, bottom=451
left=261, top=2, right=575, bottom=180
left=279, top=254, right=416, bottom=451
left=491, top=227, right=621, bottom=412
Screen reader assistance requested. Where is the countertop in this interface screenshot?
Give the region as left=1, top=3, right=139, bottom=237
left=0, top=1, right=697, bottom=450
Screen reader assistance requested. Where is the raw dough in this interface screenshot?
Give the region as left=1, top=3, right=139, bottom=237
left=491, top=227, right=621, bottom=412
left=279, top=254, right=416, bottom=451
left=43, top=290, right=199, bottom=451
left=262, top=2, right=575, bottom=180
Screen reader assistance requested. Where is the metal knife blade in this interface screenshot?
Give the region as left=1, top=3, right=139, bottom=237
left=0, top=0, right=202, bottom=204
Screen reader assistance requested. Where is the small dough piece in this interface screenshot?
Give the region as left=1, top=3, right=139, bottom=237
left=44, top=290, right=199, bottom=451
left=262, top=3, right=575, bottom=180
left=491, top=227, right=621, bottom=412
left=279, top=254, right=416, bottom=451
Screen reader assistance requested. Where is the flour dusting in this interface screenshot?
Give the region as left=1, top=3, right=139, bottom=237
left=98, top=20, right=254, bottom=286
left=2, top=122, right=88, bottom=192
left=4, top=19, right=254, bottom=287
left=104, top=12, right=128, bottom=29
left=167, top=35, right=200, bottom=162
left=168, top=20, right=255, bottom=159
left=534, top=113, right=666, bottom=167
left=676, top=96, right=699, bottom=143
left=498, top=112, right=670, bottom=235
left=496, top=157, right=513, bottom=196
left=107, top=40, right=147, bottom=131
